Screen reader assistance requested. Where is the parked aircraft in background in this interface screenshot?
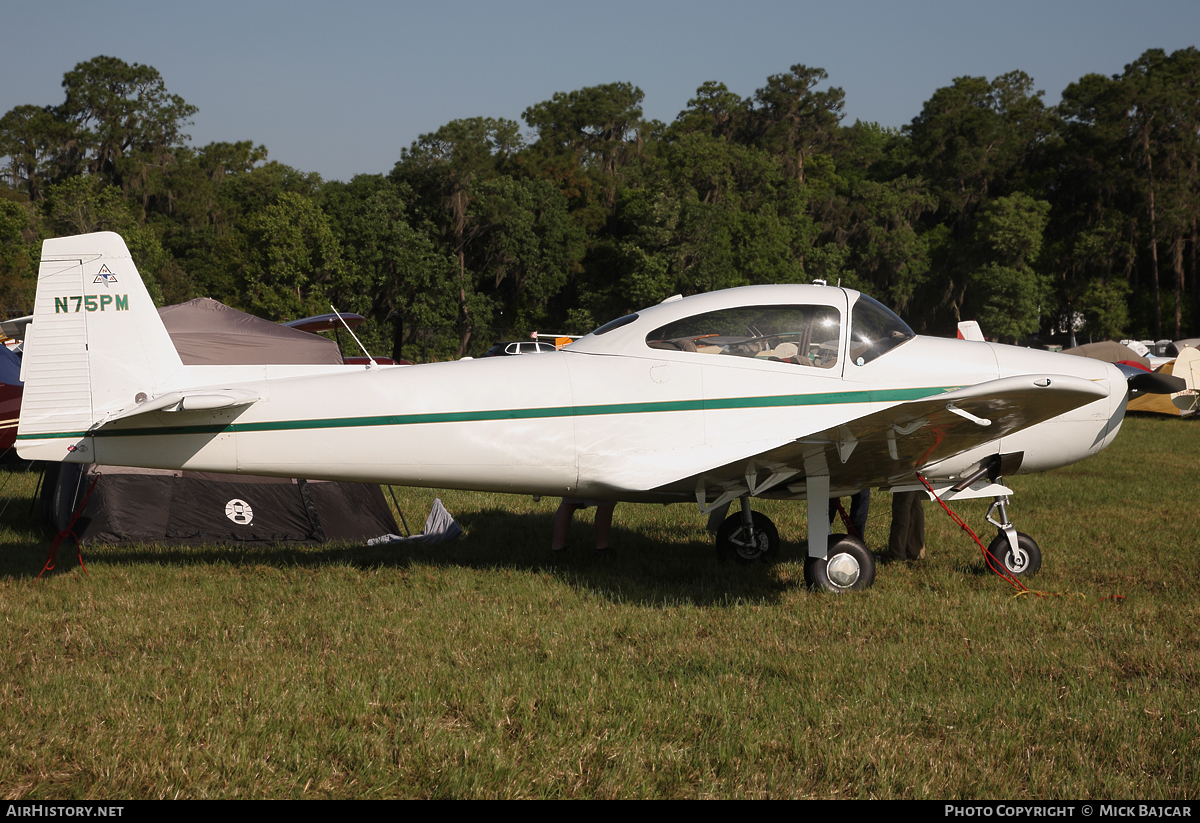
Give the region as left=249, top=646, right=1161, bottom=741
left=285, top=311, right=404, bottom=366
left=481, top=340, right=558, bottom=357
left=1064, top=341, right=1198, bottom=417
left=1, top=316, right=30, bottom=451
left=16, top=232, right=1163, bottom=591
left=0, top=345, right=21, bottom=451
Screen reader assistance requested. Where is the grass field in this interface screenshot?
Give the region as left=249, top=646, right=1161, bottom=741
left=1, top=414, right=1198, bottom=799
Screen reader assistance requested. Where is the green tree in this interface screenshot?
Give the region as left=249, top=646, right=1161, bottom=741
left=55, top=56, right=197, bottom=194
left=838, top=175, right=937, bottom=314
left=967, top=193, right=1052, bottom=342
left=906, top=71, right=1049, bottom=225
left=670, top=81, right=746, bottom=142
left=0, top=196, right=39, bottom=317
left=901, top=72, right=1051, bottom=331
left=523, top=82, right=648, bottom=221
left=39, top=175, right=177, bottom=304
left=160, top=155, right=320, bottom=304
left=745, top=65, right=844, bottom=186
left=583, top=133, right=811, bottom=319
left=392, top=118, right=523, bottom=356
left=150, top=141, right=269, bottom=229
left=238, top=192, right=349, bottom=320
left=322, top=175, right=460, bottom=361
left=1048, top=71, right=1138, bottom=338
left=1121, top=48, right=1200, bottom=338
left=1053, top=48, right=1200, bottom=339
left=469, top=175, right=584, bottom=328
left=0, top=104, right=72, bottom=200
left=1077, top=276, right=1131, bottom=340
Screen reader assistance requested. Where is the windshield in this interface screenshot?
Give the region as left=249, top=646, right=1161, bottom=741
left=848, top=294, right=914, bottom=365
left=646, top=305, right=842, bottom=369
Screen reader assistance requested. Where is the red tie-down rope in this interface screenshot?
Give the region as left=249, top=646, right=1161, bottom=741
left=833, top=498, right=863, bottom=542
left=38, top=474, right=99, bottom=580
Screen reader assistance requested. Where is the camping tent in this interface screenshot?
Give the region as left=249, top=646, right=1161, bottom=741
left=1062, top=341, right=1150, bottom=369
left=43, top=463, right=398, bottom=545
left=159, top=297, right=345, bottom=365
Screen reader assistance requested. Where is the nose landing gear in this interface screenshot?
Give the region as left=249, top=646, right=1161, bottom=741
left=984, top=493, right=1042, bottom=578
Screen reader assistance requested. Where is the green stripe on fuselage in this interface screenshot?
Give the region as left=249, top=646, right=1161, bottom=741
left=17, top=385, right=960, bottom=442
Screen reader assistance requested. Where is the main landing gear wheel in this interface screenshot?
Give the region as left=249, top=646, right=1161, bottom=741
left=716, top=511, right=780, bottom=564
left=804, top=534, right=876, bottom=593
left=986, top=532, right=1042, bottom=577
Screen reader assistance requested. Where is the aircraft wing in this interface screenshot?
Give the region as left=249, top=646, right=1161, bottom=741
left=651, top=373, right=1108, bottom=503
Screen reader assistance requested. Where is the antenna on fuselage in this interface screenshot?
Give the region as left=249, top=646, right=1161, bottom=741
left=331, top=304, right=377, bottom=368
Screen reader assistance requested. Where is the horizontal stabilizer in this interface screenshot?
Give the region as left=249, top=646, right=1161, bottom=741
left=102, top=388, right=261, bottom=424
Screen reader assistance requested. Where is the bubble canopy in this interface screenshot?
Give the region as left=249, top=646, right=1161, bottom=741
left=570, top=285, right=913, bottom=369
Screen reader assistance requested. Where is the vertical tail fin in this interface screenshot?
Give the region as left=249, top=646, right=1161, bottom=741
left=17, top=232, right=183, bottom=461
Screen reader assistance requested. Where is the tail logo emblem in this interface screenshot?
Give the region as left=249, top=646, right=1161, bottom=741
left=94, top=265, right=118, bottom=284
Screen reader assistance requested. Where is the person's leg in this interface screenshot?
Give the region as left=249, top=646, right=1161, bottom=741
left=849, top=489, right=870, bottom=543
left=909, top=497, right=925, bottom=560
left=593, top=503, right=616, bottom=551
left=551, top=500, right=580, bottom=551
left=889, top=491, right=915, bottom=561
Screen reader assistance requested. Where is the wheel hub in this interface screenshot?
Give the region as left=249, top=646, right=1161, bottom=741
left=826, top=553, right=861, bottom=588
left=1006, top=547, right=1029, bottom=573
left=734, top=529, right=766, bottom=560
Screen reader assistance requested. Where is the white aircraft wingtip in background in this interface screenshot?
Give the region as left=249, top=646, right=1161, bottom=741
left=17, top=232, right=1159, bottom=592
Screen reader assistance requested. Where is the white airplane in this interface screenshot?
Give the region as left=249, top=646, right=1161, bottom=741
left=17, top=232, right=1145, bottom=592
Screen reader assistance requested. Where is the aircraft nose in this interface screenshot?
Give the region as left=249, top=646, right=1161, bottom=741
left=984, top=345, right=1124, bottom=472
left=1099, top=360, right=1128, bottom=450
left=989, top=342, right=1114, bottom=386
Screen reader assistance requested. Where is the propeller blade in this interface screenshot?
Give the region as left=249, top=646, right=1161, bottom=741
left=1128, top=371, right=1186, bottom=395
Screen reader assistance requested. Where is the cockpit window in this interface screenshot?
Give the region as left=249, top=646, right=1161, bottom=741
left=645, top=305, right=842, bottom=369
left=592, top=313, right=639, bottom=336
left=849, top=294, right=914, bottom=365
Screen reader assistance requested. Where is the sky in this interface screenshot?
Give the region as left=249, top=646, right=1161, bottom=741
left=2, top=0, right=1198, bottom=183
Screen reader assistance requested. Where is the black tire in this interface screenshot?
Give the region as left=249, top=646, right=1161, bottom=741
left=804, top=534, right=876, bottom=593
left=715, top=510, right=780, bottom=564
left=986, top=532, right=1042, bottom=577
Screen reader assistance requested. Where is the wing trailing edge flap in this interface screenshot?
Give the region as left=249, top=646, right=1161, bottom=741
left=658, top=373, right=1107, bottom=505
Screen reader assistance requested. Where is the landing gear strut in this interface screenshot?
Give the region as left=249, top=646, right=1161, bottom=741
left=984, top=489, right=1042, bottom=577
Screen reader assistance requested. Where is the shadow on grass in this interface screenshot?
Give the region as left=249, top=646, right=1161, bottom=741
left=3, top=506, right=801, bottom=608
left=949, top=557, right=1006, bottom=578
